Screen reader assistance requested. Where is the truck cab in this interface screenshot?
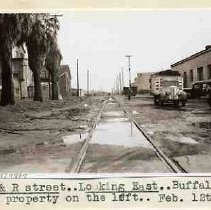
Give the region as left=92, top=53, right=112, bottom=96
left=150, top=70, right=187, bottom=106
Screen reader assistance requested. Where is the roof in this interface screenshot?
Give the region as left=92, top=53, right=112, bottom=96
left=192, top=79, right=211, bottom=85
left=171, top=46, right=211, bottom=67
left=153, top=69, right=181, bottom=76
left=59, top=65, right=71, bottom=79
left=137, top=72, right=155, bottom=75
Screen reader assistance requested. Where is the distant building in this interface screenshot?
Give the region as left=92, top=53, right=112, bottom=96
left=171, top=45, right=211, bottom=88
left=0, top=45, right=33, bottom=99
left=58, top=65, right=71, bottom=97
left=133, top=72, right=155, bottom=93
left=39, top=64, right=72, bottom=99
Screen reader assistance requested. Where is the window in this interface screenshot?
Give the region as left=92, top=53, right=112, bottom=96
left=15, top=51, right=19, bottom=58
left=162, top=81, right=179, bottom=87
left=193, top=84, right=200, bottom=89
left=190, top=69, right=193, bottom=82
left=197, top=67, right=203, bottom=81
left=183, top=72, right=187, bottom=88
left=208, top=65, right=211, bottom=79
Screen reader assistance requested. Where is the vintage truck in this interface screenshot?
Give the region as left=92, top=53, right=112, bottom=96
left=150, top=70, right=187, bottom=106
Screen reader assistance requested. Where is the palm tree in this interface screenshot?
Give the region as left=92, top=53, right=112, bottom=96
left=26, top=14, right=49, bottom=102
left=26, top=14, right=62, bottom=102
left=0, top=14, right=32, bottom=106
left=0, top=14, right=62, bottom=104
left=45, top=41, right=62, bottom=100
left=45, top=16, right=62, bottom=100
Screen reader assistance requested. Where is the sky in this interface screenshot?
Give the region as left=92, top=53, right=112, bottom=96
left=57, top=10, right=211, bottom=91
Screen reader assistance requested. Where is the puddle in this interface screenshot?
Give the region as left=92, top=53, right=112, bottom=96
left=198, top=122, right=211, bottom=129
left=102, top=118, right=130, bottom=123
left=108, top=97, right=116, bottom=102
left=91, top=116, right=152, bottom=149
left=146, top=130, right=154, bottom=135
left=132, top=110, right=139, bottom=115
left=171, top=136, right=199, bottom=145
left=192, top=122, right=211, bottom=130
left=191, top=110, right=211, bottom=114
left=62, top=133, right=88, bottom=145
left=102, top=111, right=125, bottom=118
left=174, top=154, right=211, bottom=172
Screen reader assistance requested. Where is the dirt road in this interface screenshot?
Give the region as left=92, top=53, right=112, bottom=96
left=0, top=95, right=210, bottom=173
left=126, top=95, right=211, bottom=172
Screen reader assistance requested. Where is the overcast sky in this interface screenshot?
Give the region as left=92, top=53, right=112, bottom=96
left=57, top=10, right=211, bottom=91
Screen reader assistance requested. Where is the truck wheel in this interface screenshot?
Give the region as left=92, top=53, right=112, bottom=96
left=182, top=102, right=186, bottom=106
left=208, top=93, right=211, bottom=106
left=174, top=101, right=179, bottom=106
left=154, top=99, right=158, bottom=105
left=159, top=101, right=164, bottom=106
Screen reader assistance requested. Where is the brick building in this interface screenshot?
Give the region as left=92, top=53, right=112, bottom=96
left=134, top=72, right=154, bottom=93
left=171, top=46, right=211, bottom=88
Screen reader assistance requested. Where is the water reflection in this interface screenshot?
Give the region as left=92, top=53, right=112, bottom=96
left=91, top=116, right=151, bottom=148
left=63, top=133, right=88, bottom=145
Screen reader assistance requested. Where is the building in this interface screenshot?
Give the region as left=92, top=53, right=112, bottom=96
left=58, top=65, right=71, bottom=97
left=0, top=45, right=33, bottom=99
left=150, top=69, right=183, bottom=93
left=133, top=72, right=154, bottom=93
left=39, top=67, right=51, bottom=99
left=171, top=45, right=211, bottom=88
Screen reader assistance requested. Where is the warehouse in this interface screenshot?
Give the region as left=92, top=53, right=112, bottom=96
left=133, top=72, right=154, bottom=93
left=171, top=46, right=211, bottom=88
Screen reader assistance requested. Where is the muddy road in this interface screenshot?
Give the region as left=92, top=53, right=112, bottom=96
left=79, top=98, right=170, bottom=173
left=126, top=95, right=211, bottom=173
left=0, top=97, right=105, bottom=172
left=0, top=95, right=210, bottom=173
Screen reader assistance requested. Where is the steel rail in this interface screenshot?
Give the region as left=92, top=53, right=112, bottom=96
left=114, top=96, right=187, bottom=173
left=66, top=99, right=108, bottom=173
left=67, top=96, right=187, bottom=173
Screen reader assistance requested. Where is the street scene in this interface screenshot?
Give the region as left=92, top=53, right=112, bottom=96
left=0, top=11, right=211, bottom=173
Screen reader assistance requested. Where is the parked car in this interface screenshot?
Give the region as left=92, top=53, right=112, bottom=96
left=183, top=88, right=192, bottom=99
left=189, top=80, right=211, bottom=99
left=208, top=90, right=211, bottom=106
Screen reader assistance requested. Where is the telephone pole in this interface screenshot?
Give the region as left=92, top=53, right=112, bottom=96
left=121, top=67, right=124, bottom=89
left=119, top=72, right=122, bottom=94
left=87, top=69, right=90, bottom=96
left=125, top=55, right=132, bottom=87
left=76, top=58, right=79, bottom=97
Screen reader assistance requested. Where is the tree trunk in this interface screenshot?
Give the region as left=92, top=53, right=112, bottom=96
left=33, top=69, right=43, bottom=102
left=0, top=47, right=15, bottom=106
left=51, top=71, right=58, bottom=100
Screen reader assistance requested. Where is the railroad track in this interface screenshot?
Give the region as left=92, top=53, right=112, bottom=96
left=67, top=96, right=187, bottom=173
left=66, top=98, right=108, bottom=173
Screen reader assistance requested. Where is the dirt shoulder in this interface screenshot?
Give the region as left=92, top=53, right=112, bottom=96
left=125, top=94, right=211, bottom=172
left=0, top=96, right=105, bottom=172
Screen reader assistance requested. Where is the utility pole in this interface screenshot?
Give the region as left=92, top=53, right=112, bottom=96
left=76, top=58, right=79, bottom=97
left=125, top=55, right=132, bottom=87
left=121, top=67, right=124, bottom=88
left=87, top=69, right=89, bottom=96
left=119, top=72, right=122, bottom=95
left=89, top=71, right=92, bottom=96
